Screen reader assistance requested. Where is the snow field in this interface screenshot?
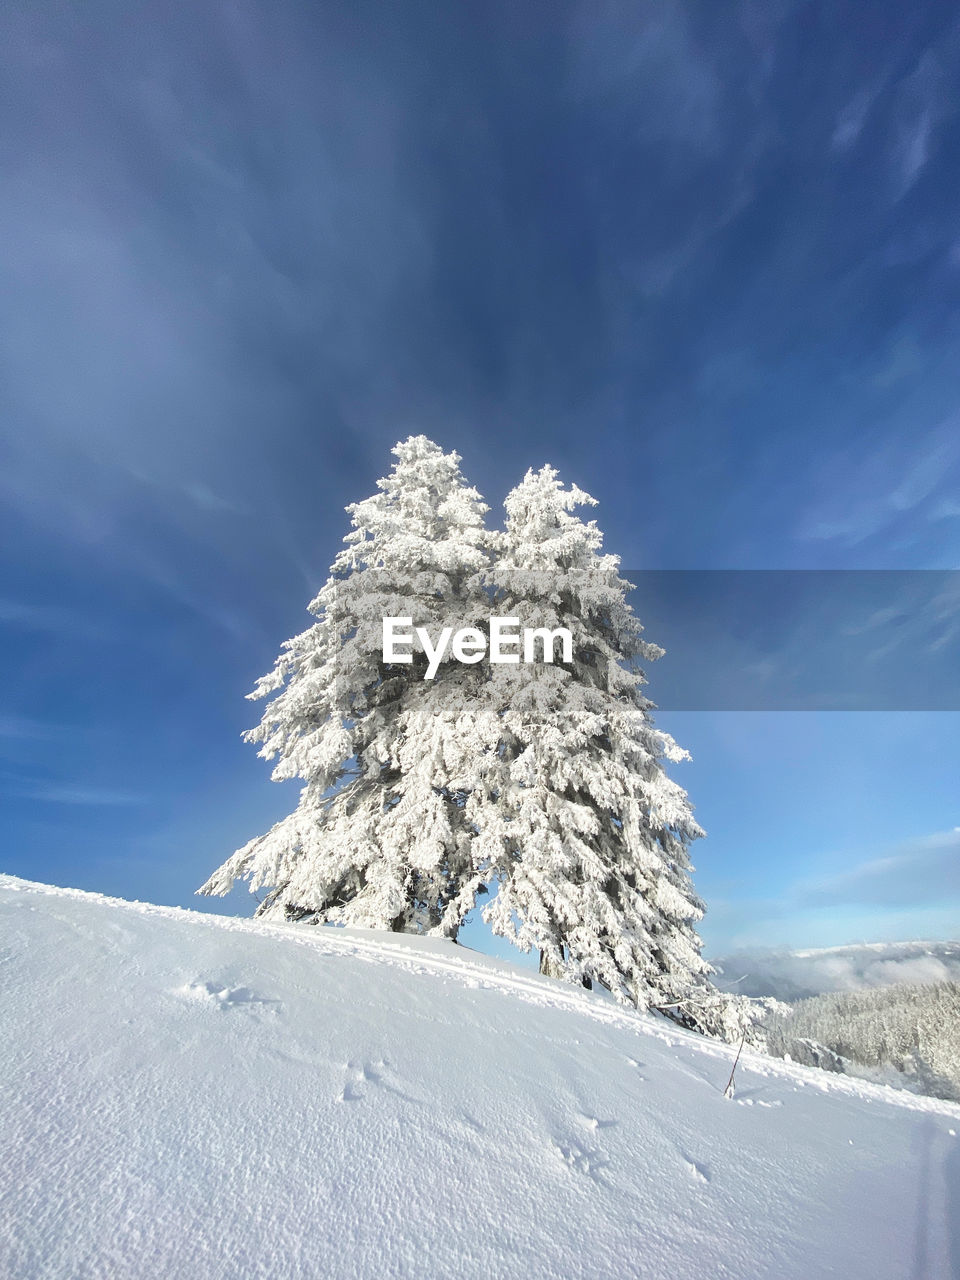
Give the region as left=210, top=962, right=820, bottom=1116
left=2, top=874, right=959, bottom=1279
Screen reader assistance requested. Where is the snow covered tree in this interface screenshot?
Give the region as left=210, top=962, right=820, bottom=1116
left=197, top=436, right=493, bottom=936
left=477, top=466, right=716, bottom=1017
left=764, top=980, right=960, bottom=1100
left=198, top=443, right=756, bottom=1040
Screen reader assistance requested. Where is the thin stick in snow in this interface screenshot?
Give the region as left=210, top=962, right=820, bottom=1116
left=723, top=1032, right=746, bottom=1099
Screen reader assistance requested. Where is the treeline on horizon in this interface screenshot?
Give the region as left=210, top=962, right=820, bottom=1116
left=764, top=980, right=960, bottom=1102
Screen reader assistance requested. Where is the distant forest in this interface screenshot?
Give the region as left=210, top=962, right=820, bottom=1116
left=763, top=981, right=960, bottom=1101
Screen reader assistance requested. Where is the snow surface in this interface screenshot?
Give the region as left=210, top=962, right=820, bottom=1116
left=2, top=874, right=959, bottom=1280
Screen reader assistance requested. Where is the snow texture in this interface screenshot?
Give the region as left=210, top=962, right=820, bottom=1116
left=2, top=874, right=959, bottom=1280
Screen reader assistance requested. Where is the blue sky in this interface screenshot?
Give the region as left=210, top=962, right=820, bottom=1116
left=1, top=0, right=959, bottom=956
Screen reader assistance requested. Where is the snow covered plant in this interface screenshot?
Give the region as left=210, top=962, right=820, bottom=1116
left=198, top=436, right=496, bottom=936
left=199, top=436, right=746, bottom=1037
left=475, top=466, right=723, bottom=1023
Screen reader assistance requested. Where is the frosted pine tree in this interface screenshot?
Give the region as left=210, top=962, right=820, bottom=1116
left=479, top=466, right=716, bottom=1017
left=198, top=436, right=493, bottom=936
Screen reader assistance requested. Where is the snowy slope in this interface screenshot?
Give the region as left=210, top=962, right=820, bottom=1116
left=2, top=875, right=959, bottom=1280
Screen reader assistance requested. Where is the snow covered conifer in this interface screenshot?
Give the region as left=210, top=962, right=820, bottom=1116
left=479, top=466, right=715, bottom=1015
left=198, top=436, right=492, bottom=936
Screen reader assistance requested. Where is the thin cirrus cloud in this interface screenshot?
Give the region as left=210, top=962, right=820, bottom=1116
left=831, top=86, right=881, bottom=150
left=797, top=828, right=960, bottom=910
left=3, top=0, right=960, bottom=577
left=5, top=781, right=145, bottom=807
left=0, top=717, right=60, bottom=742
left=703, top=829, right=960, bottom=953
left=890, top=31, right=959, bottom=198
left=565, top=0, right=724, bottom=149
left=0, top=598, right=103, bottom=640
left=797, top=412, right=960, bottom=548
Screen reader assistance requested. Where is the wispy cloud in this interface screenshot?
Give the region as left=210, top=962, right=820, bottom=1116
left=929, top=498, right=960, bottom=522
left=705, top=828, right=960, bottom=952
left=889, top=28, right=960, bottom=198
left=0, top=716, right=59, bottom=741
left=180, top=481, right=245, bottom=515
left=566, top=0, right=724, bottom=150
left=838, top=573, right=960, bottom=667
left=0, top=1, right=429, bottom=591
left=0, top=598, right=101, bottom=638
left=831, top=87, right=880, bottom=151
left=7, top=781, right=145, bottom=806
left=797, top=411, right=960, bottom=547
left=896, top=110, right=933, bottom=193
left=123, top=546, right=263, bottom=646
left=798, top=828, right=960, bottom=909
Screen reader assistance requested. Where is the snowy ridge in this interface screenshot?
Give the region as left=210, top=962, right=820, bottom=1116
left=4, top=874, right=956, bottom=1117
left=2, top=874, right=959, bottom=1279
left=790, top=940, right=960, bottom=958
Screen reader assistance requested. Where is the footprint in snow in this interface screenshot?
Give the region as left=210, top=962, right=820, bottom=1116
left=554, top=1138, right=610, bottom=1183
left=337, top=1058, right=422, bottom=1106
left=681, top=1154, right=711, bottom=1183
left=338, top=1059, right=379, bottom=1101
left=579, top=1113, right=618, bottom=1132
left=176, top=980, right=279, bottom=1013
